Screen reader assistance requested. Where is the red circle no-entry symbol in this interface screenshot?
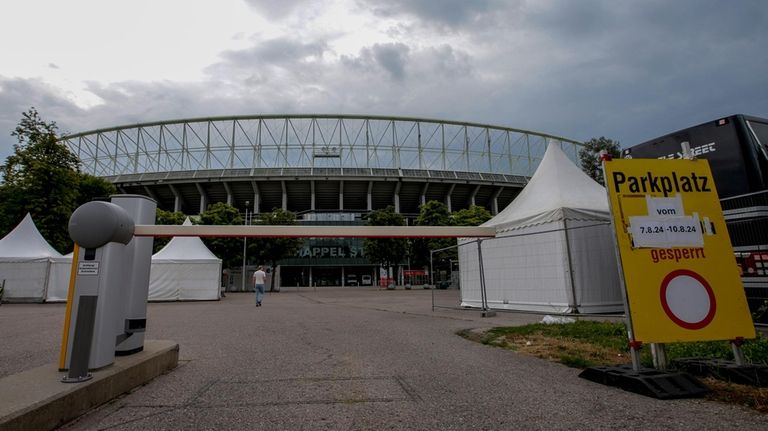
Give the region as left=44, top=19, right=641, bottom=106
left=659, top=269, right=716, bottom=330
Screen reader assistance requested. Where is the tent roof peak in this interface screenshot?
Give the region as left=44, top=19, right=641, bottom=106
left=485, top=143, right=609, bottom=229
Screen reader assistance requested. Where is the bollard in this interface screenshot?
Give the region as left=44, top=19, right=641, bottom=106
left=112, top=195, right=157, bottom=355
left=62, top=201, right=135, bottom=382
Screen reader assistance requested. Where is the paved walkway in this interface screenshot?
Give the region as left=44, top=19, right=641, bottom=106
left=2, top=288, right=766, bottom=430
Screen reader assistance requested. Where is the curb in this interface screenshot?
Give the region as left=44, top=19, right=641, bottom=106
left=0, top=340, right=178, bottom=431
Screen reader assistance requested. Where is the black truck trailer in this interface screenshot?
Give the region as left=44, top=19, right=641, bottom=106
left=622, top=114, right=768, bottom=323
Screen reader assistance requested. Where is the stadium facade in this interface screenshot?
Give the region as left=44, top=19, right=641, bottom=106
left=61, top=115, right=583, bottom=288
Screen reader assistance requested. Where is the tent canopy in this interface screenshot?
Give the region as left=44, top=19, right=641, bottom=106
left=485, top=144, right=609, bottom=231
left=0, top=213, right=62, bottom=259
left=153, top=218, right=219, bottom=261
left=0, top=214, right=62, bottom=302
left=460, top=143, right=622, bottom=314
left=149, top=218, right=221, bottom=301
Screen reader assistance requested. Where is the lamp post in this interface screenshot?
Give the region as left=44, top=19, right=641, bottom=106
left=241, top=201, right=249, bottom=291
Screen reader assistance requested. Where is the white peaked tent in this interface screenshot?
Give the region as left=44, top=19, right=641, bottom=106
left=459, top=143, right=623, bottom=313
left=47, top=252, right=74, bottom=302
left=149, top=218, right=222, bottom=301
left=0, top=214, right=62, bottom=302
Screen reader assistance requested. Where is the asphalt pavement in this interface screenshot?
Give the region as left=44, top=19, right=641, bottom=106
left=1, top=288, right=766, bottom=430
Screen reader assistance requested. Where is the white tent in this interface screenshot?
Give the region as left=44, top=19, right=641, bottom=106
left=46, top=252, right=74, bottom=302
left=149, top=218, right=222, bottom=301
left=0, top=214, right=62, bottom=302
left=459, top=144, right=623, bottom=313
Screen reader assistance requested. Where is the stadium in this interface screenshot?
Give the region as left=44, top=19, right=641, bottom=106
left=60, top=115, right=583, bottom=289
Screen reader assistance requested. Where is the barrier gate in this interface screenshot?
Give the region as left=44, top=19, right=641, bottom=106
left=59, top=195, right=495, bottom=382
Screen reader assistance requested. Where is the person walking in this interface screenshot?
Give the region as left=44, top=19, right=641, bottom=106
left=253, top=266, right=266, bottom=306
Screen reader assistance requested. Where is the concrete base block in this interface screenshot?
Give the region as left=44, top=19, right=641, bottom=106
left=0, top=340, right=179, bottom=431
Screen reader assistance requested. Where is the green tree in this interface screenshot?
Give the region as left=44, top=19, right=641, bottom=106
left=578, top=137, right=621, bottom=185
left=452, top=205, right=492, bottom=226
left=250, top=208, right=303, bottom=292
left=153, top=208, right=187, bottom=253
left=198, top=202, right=243, bottom=269
left=2, top=108, right=78, bottom=182
left=0, top=108, right=81, bottom=252
left=75, top=173, right=117, bottom=207
left=363, top=206, right=408, bottom=286
left=411, top=200, right=454, bottom=270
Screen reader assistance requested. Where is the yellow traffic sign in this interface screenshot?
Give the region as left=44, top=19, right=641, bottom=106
left=604, top=158, right=755, bottom=343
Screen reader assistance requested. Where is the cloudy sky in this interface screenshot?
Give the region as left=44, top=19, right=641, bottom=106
left=0, top=0, right=766, bottom=161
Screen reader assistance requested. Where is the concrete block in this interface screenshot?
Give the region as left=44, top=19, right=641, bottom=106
left=0, top=340, right=178, bottom=431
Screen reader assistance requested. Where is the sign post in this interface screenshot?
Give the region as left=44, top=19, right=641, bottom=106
left=580, top=154, right=757, bottom=398
left=603, top=158, right=754, bottom=345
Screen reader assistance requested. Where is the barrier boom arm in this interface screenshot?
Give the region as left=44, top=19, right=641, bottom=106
left=133, top=225, right=496, bottom=238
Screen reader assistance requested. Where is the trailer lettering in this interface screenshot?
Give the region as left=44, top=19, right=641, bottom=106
left=659, top=142, right=717, bottom=159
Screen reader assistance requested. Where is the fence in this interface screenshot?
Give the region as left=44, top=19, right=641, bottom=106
left=429, top=222, right=767, bottom=325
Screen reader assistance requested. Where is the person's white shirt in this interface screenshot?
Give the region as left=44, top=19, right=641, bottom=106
left=253, top=269, right=266, bottom=285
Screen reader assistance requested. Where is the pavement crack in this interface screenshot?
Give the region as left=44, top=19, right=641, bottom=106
left=394, top=375, right=423, bottom=402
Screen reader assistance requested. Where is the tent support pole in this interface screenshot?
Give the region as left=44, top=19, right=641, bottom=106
left=477, top=239, right=495, bottom=317
left=431, top=286, right=434, bottom=312
left=429, top=249, right=435, bottom=311
left=429, top=250, right=434, bottom=287
left=562, top=219, right=578, bottom=313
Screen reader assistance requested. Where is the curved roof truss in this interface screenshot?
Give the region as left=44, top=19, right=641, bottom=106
left=60, top=115, right=583, bottom=178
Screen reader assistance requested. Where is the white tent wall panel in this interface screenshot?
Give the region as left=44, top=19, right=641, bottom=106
left=46, top=258, right=73, bottom=302
left=458, top=144, right=624, bottom=314
left=148, top=218, right=222, bottom=301
left=148, top=261, right=221, bottom=301
left=460, top=222, right=572, bottom=313
left=0, top=260, right=50, bottom=302
left=460, top=220, right=624, bottom=313
left=0, top=214, right=63, bottom=302
left=45, top=256, right=225, bottom=303
left=178, top=261, right=222, bottom=301
left=148, top=264, right=182, bottom=301
left=458, top=240, right=480, bottom=306
left=565, top=220, right=623, bottom=313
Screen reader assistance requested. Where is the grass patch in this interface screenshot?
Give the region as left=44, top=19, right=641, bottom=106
left=559, top=354, right=593, bottom=369
left=483, top=320, right=628, bottom=351
left=460, top=320, right=768, bottom=413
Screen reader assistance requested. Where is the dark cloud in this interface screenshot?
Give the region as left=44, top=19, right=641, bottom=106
left=0, top=77, right=85, bottom=155
left=343, top=43, right=411, bottom=81
left=420, top=45, right=472, bottom=78
left=240, top=0, right=309, bottom=19
left=0, top=77, right=275, bottom=160
left=358, top=0, right=507, bottom=29
left=371, top=43, right=409, bottom=81
left=1, top=0, right=767, bottom=164
left=507, top=0, right=768, bottom=144
left=218, top=38, right=327, bottom=65
left=205, top=38, right=330, bottom=88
